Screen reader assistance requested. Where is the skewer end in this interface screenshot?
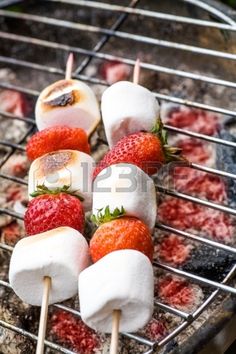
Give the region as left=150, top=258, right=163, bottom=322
left=133, top=58, right=141, bottom=85
left=65, top=52, right=74, bottom=80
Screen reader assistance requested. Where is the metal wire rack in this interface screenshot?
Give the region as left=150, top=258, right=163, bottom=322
left=0, top=0, right=236, bottom=353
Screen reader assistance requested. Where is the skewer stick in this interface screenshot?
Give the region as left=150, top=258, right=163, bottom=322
left=36, top=276, right=51, bottom=354
left=110, top=310, right=121, bottom=354
left=109, top=58, right=140, bottom=354
left=133, top=58, right=140, bottom=85
left=65, top=52, right=74, bottom=80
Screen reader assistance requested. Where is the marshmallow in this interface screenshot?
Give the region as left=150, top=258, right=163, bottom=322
left=101, top=81, right=160, bottom=147
left=9, top=227, right=90, bottom=306
left=79, top=250, right=154, bottom=333
left=28, top=150, right=94, bottom=211
left=93, top=163, right=156, bottom=230
left=35, top=79, right=101, bottom=136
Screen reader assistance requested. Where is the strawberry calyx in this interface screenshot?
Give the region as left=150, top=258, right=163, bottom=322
left=30, top=184, right=84, bottom=202
left=91, top=205, right=125, bottom=226
left=151, top=117, right=187, bottom=163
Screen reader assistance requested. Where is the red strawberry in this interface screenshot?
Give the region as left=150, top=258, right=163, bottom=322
left=26, top=125, right=90, bottom=161
left=90, top=207, right=153, bottom=262
left=94, top=119, right=183, bottom=178
left=24, top=186, right=85, bottom=235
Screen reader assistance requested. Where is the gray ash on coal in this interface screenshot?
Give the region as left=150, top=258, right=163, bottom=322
left=182, top=244, right=236, bottom=283
left=217, top=118, right=236, bottom=208
left=0, top=1, right=236, bottom=354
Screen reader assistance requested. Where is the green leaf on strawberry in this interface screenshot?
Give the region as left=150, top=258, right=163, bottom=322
left=91, top=205, right=126, bottom=226
left=151, top=117, right=186, bottom=163
left=30, top=184, right=84, bottom=201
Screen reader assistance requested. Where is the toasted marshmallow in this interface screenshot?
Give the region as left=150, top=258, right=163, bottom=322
left=93, top=163, right=156, bottom=230
left=35, top=79, right=101, bottom=136
left=101, top=81, right=159, bottom=147
left=28, top=150, right=94, bottom=211
left=9, top=227, right=90, bottom=306
left=79, top=250, right=154, bottom=333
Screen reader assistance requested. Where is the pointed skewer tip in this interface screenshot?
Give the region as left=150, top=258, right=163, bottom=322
left=133, top=58, right=140, bottom=85
left=65, top=52, right=74, bottom=80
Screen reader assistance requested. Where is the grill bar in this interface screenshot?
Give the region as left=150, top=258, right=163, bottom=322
left=2, top=31, right=236, bottom=91
left=154, top=262, right=236, bottom=295
left=0, top=0, right=236, bottom=353
left=0, top=319, right=75, bottom=354
left=156, top=223, right=236, bottom=255
left=156, top=185, right=236, bottom=216
left=48, top=0, right=236, bottom=30
left=156, top=263, right=236, bottom=347
left=1, top=10, right=236, bottom=61
left=74, top=0, right=139, bottom=74
left=182, top=0, right=236, bottom=25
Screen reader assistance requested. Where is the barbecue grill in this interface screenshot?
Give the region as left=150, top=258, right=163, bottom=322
left=1, top=0, right=236, bottom=353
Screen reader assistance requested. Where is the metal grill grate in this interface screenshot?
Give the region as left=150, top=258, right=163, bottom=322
left=0, top=0, right=236, bottom=353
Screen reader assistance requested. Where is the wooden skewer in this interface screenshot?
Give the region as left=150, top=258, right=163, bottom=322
left=36, top=276, right=51, bottom=354
left=133, top=58, right=140, bottom=85
left=110, top=309, right=121, bottom=354
left=109, top=58, right=141, bottom=354
left=65, top=52, right=74, bottom=80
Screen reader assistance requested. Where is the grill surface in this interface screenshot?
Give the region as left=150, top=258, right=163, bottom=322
left=0, top=0, right=236, bottom=353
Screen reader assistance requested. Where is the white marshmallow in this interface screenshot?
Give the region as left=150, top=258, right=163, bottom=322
left=101, top=81, right=160, bottom=147
left=79, top=250, right=154, bottom=333
left=35, top=79, right=101, bottom=136
left=9, top=227, right=90, bottom=306
left=28, top=150, right=94, bottom=211
left=93, top=163, right=156, bottom=230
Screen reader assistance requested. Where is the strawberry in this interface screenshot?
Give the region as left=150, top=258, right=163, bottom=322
left=26, top=125, right=90, bottom=161
left=94, top=118, right=184, bottom=178
left=24, top=185, right=85, bottom=235
left=90, top=207, right=153, bottom=262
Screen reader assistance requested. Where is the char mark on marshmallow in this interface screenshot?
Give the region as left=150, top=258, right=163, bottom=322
left=44, top=91, right=75, bottom=107
left=41, top=151, right=72, bottom=175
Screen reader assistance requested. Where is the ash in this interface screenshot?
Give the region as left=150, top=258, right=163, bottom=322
left=0, top=1, right=236, bottom=354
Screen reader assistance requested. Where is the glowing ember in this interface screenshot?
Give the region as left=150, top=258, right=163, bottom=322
left=51, top=310, right=101, bottom=354
left=173, top=167, right=227, bottom=203
left=157, top=275, right=203, bottom=312
left=156, top=234, right=192, bottom=265
left=2, top=155, right=29, bottom=178
left=1, top=221, right=22, bottom=245
left=165, top=108, right=219, bottom=136
left=99, top=60, right=131, bottom=84
left=158, top=198, right=233, bottom=242
left=6, top=185, right=27, bottom=202
left=177, top=139, right=213, bottom=165
left=144, top=318, right=167, bottom=341
left=0, top=90, right=29, bottom=117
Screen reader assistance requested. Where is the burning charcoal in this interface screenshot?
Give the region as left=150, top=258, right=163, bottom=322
left=0, top=90, right=29, bottom=117
left=155, top=234, right=193, bottom=266
left=162, top=105, right=219, bottom=136
left=142, top=317, right=168, bottom=342
left=158, top=198, right=234, bottom=243
left=1, top=155, right=29, bottom=178
left=99, top=60, right=131, bottom=85
left=50, top=310, right=102, bottom=354
left=156, top=274, right=203, bottom=313
left=182, top=245, right=236, bottom=282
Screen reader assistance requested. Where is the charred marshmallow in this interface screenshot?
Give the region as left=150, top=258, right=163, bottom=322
left=79, top=249, right=154, bottom=333
left=101, top=81, right=160, bottom=147
left=28, top=150, right=94, bottom=211
left=9, top=227, right=90, bottom=306
left=35, top=79, right=101, bottom=136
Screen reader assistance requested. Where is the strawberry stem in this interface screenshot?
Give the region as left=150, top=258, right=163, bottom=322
left=91, top=205, right=125, bottom=226
left=151, top=117, right=187, bottom=163
left=30, top=184, right=84, bottom=201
